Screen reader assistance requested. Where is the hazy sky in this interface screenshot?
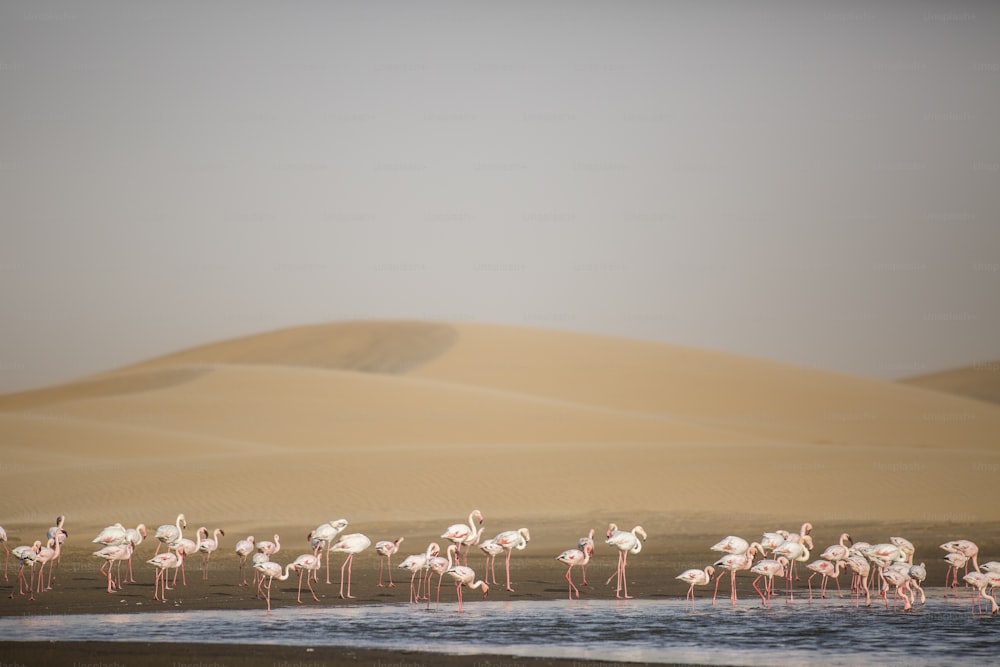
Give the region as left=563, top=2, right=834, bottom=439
left=2, top=1, right=999, bottom=392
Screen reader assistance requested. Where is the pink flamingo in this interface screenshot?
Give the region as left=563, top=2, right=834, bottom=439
left=0, top=525, right=8, bottom=581
left=880, top=564, right=913, bottom=611
left=760, top=531, right=789, bottom=555
left=308, top=519, right=348, bottom=584
left=9, top=541, right=42, bottom=600
left=441, top=510, right=484, bottom=565
left=963, top=571, right=998, bottom=614
left=287, top=553, right=321, bottom=603
left=712, top=546, right=758, bottom=605
left=820, top=533, right=853, bottom=564
left=398, top=543, right=437, bottom=604
left=606, top=524, right=646, bottom=599
left=445, top=564, right=489, bottom=612
left=843, top=554, right=872, bottom=607
left=494, top=528, right=531, bottom=592
left=148, top=545, right=186, bottom=602
left=375, top=537, right=404, bottom=588
left=122, top=524, right=146, bottom=583
left=198, top=528, right=225, bottom=580
left=93, top=543, right=133, bottom=593
left=750, top=558, right=788, bottom=607
left=909, top=562, right=927, bottom=605
left=154, top=514, right=186, bottom=555
left=234, top=536, right=255, bottom=586
left=478, top=538, right=503, bottom=585
left=330, top=533, right=371, bottom=599
left=169, top=527, right=203, bottom=587
left=44, top=515, right=67, bottom=583
left=941, top=540, right=980, bottom=581
left=254, top=561, right=293, bottom=612
left=676, top=565, right=715, bottom=606
left=556, top=542, right=593, bottom=600
left=426, top=544, right=459, bottom=608
left=577, top=529, right=595, bottom=585
left=806, top=559, right=847, bottom=600
left=34, top=536, right=62, bottom=594
left=944, top=552, right=970, bottom=590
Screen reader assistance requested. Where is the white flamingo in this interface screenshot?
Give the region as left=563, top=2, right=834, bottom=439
left=93, top=542, right=133, bottom=593
left=234, top=536, right=255, bottom=586
left=287, top=552, right=321, bottom=604
left=606, top=524, right=646, bottom=599
left=198, top=528, right=225, bottom=580
left=254, top=561, right=293, bottom=612
left=445, top=564, right=489, bottom=612
left=750, top=558, right=788, bottom=607
left=677, top=565, right=716, bottom=606
left=478, top=538, right=503, bottom=586
left=441, top=510, right=484, bottom=565
left=493, top=528, right=530, bottom=592
left=557, top=542, right=593, bottom=600
left=398, top=543, right=437, bottom=604
left=375, top=537, right=404, bottom=588
left=426, top=544, right=459, bottom=608
left=330, top=533, right=371, bottom=599
left=308, top=519, right=348, bottom=584
left=154, top=514, right=186, bottom=555
left=148, top=545, right=186, bottom=602
left=9, top=541, right=42, bottom=600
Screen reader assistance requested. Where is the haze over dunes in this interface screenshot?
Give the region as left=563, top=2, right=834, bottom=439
left=899, top=361, right=1000, bottom=406
left=1, top=321, right=998, bottom=536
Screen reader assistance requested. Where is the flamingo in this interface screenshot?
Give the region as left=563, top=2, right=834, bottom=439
left=750, top=557, right=788, bottom=607
left=981, top=561, right=1000, bottom=574
left=257, top=534, right=281, bottom=557
left=963, top=571, right=998, bottom=614
left=880, top=564, right=913, bottom=611
left=148, top=546, right=186, bottom=602
left=169, top=527, right=204, bottom=586
left=308, top=519, right=348, bottom=584
left=44, top=515, right=67, bottom=583
left=287, top=553, right=321, bottom=603
left=676, top=565, right=715, bottom=606
left=198, top=528, right=225, bottom=580
left=93, top=542, right=133, bottom=593
left=398, top=543, right=437, bottom=604
left=330, top=533, right=371, bottom=599
left=806, top=559, right=847, bottom=600
left=478, top=538, right=503, bottom=585
left=375, top=537, right=404, bottom=588
left=712, top=546, right=758, bottom=605
left=426, top=544, right=460, bottom=608
left=441, top=510, right=484, bottom=565
left=154, top=514, right=186, bottom=555
left=254, top=561, right=293, bottom=612
left=761, top=531, right=789, bottom=555
left=556, top=542, right=593, bottom=600
left=445, top=564, right=489, bottom=612
left=34, top=536, right=62, bottom=594
left=122, top=524, right=146, bottom=583
left=234, top=536, right=255, bottom=586
left=843, top=554, right=872, bottom=607
left=0, top=525, right=8, bottom=581
left=606, top=524, right=646, bottom=599
left=820, top=533, right=853, bottom=564
left=772, top=536, right=813, bottom=599
left=941, top=540, right=980, bottom=579
left=577, top=529, right=595, bottom=585
left=9, top=541, right=42, bottom=600
left=493, top=528, right=530, bottom=592
left=909, top=562, right=927, bottom=605
left=890, top=536, right=915, bottom=564
left=944, top=552, right=969, bottom=590
left=711, top=535, right=757, bottom=555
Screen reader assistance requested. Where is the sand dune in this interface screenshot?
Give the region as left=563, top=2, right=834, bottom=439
left=1, top=320, right=997, bottom=537
left=900, top=361, right=1000, bottom=405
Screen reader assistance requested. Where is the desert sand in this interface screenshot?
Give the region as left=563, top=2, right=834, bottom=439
left=1, top=321, right=998, bottom=663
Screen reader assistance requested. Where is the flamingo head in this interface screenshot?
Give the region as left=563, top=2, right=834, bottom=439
left=473, top=510, right=484, bottom=525
left=606, top=523, right=619, bottom=538
left=634, top=526, right=648, bottom=541
left=705, top=565, right=715, bottom=577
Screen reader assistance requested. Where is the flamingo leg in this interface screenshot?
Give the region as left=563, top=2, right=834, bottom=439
left=387, top=555, right=395, bottom=587
left=456, top=582, right=464, bottom=612
left=752, top=575, right=767, bottom=607
left=339, top=554, right=354, bottom=599
left=504, top=549, right=514, bottom=592
left=621, top=550, right=632, bottom=599
left=566, top=565, right=579, bottom=600
left=325, top=543, right=333, bottom=585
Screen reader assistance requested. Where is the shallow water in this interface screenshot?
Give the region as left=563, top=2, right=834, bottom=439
left=2, top=589, right=996, bottom=665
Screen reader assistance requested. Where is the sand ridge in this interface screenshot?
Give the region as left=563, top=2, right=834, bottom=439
left=0, top=320, right=997, bottom=531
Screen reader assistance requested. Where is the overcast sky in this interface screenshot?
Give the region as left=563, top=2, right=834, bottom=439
left=2, top=1, right=999, bottom=392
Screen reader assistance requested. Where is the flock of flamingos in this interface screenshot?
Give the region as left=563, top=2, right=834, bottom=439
left=2, top=512, right=998, bottom=614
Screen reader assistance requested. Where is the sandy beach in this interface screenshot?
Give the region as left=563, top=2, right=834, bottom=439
left=2, top=321, right=999, bottom=664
